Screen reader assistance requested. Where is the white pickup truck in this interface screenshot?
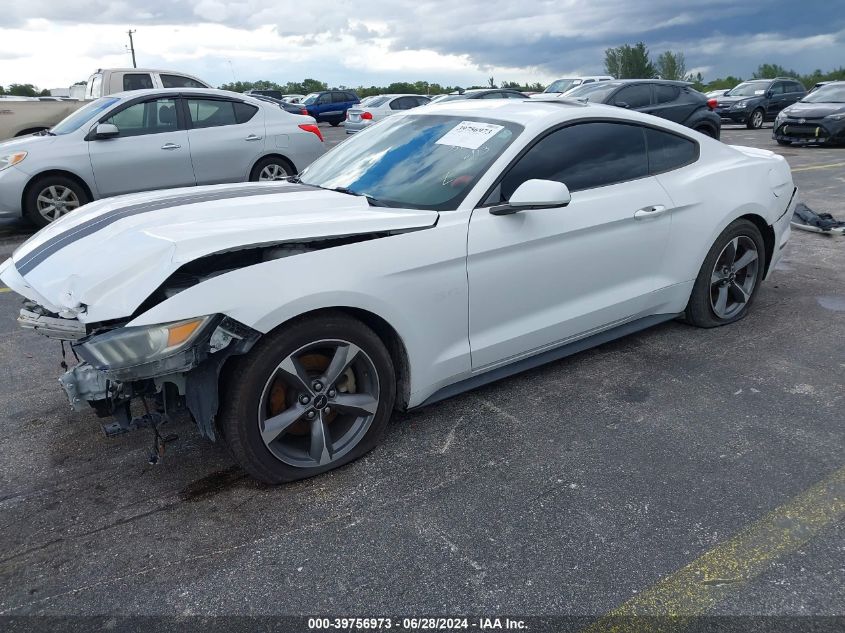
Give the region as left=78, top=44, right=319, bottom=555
left=0, top=68, right=211, bottom=140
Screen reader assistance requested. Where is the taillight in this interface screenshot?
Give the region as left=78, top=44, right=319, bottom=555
left=300, top=108, right=308, bottom=115
left=360, top=111, right=373, bottom=120
left=298, top=123, right=323, bottom=142
left=707, top=98, right=717, bottom=110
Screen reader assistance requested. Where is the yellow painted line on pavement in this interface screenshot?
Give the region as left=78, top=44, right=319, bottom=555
left=791, top=161, right=845, bottom=173
left=583, top=465, right=845, bottom=633
left=0, top=287, right=11, bottom=293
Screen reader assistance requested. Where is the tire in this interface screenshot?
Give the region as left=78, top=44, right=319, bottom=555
left=330, top=120, right=341, bottom=127
left=695, top=125, right=718, bottom=139
left=249, top=156, right=294, bottom=182
left=684, top=219, right=766, bottom=328
left=776, top=139, right=792, bottom=146
left=218, top=312, right=396, bottom=484
left=24, top=174, right=89, bottom=228
left=746, top=108, right=764, bottom=129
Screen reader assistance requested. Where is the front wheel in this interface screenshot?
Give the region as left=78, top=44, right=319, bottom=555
left=24, top=175, right=90, bottom=228
left=329, top=121, right=341, bottom=127
left=746, top=108, right=765, bottom=129
left=218, top=313, right=396, bottom=483
left=684, top=219, right=766, bottom=328
left=776, top=139, right=792, bottom=146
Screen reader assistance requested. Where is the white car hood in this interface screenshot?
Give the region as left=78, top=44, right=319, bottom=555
left=0, top=182, right=439, bottom=322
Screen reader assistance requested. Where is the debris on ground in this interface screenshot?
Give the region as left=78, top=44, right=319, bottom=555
left=791, top=202, right=845, bottom=235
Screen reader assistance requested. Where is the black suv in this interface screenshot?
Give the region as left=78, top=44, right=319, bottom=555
left=300, top=90, right=361, bottom=126
left=713, top=78, right=806, bottom=129
left=565, top=80, right=721, bottom=138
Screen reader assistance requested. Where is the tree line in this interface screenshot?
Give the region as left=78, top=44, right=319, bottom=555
left=601, top=42, right=845, bottom=91
left=7, top=46, right=845, bottom=98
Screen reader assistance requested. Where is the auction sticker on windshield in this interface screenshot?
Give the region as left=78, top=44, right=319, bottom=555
left=436, top=121, right=505, bottom=150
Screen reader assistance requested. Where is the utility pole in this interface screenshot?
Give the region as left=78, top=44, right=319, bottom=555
left=127, top=30, right=137, bottom=68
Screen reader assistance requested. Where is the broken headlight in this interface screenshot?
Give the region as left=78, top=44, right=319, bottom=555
left=76, top=316, right=213, bottom=379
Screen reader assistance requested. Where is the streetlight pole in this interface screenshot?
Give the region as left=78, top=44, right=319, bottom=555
left=127, top=30, right=137, bottom=68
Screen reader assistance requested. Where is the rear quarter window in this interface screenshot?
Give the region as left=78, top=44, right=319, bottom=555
left=646, top=128, right=698, bottom=174
left=161, top=74, right=207, bottom=89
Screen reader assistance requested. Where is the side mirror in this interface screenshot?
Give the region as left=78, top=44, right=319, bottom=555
left=490, top=180, right=571, bottom=216
left=615, top=101, right=631, bottom=109
left=93, top=123, right=119, bottom=139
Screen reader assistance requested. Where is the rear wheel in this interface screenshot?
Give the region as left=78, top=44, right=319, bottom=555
left=330, top=120, right=341, bottom=127
left=694, top=124, right=718, bottom=138
left=250, top=156, right=294, bottom=181
left=746, top=108, right=764, bottom=129
left=684, top=219, right=765, bottom=328
left=776, top=139, right=792, bottom=146
left=24, top=175, right=89, bottom=228
left=218, top=313, right=396, bottom=484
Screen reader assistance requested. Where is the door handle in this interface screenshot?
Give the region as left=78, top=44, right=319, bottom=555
left=161, top=143, right=181, bottom=150
left=245, top=134, right=263, bottom=141
left=634, top=205, right=667, bottom=220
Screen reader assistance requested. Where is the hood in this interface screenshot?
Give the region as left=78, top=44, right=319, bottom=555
left=0, top=133, right=56, bottom=152
left=716, top=95, right=756, bottom=105
left=0, top=182, right=439, bottom=323
left=782, top=102, right=845, bottom=118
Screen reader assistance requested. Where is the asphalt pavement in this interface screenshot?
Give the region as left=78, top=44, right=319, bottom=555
left=0, top=123, right=843, bottom=629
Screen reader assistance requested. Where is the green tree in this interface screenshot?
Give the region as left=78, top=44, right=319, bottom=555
left=487, top=76, right=496, bottom=88
left=301, top=78, right=328, bottom=93
left=7, top=83, right=40, bottom=97
left=752, top=63, right=799, bottom=79
left=656, top=50, right=687, bottom=81
left=704, top=75, right=744, bottom=91
left=604, top=42, right=656, bottom=79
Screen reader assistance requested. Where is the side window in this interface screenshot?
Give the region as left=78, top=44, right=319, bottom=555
left=499, top=122, right=648, bottom=198
left=646, top=128, right=697, bottom=174
left=316, top=93, right=331, bottom=105
left=583, top=79, right=595, bottom=84
left=390, top=97, right=413, bottom=110
left=345, top=92, right=358, bottom=102
left=655, top=85, right=680, bottom=104
left=233, top=101, right=259, bottom=123
left=504, top=91, right=525, bottom=99
left=122, top=73, right=154, bottom=91
left=614, top=84, right=652, bottom=108
left=789, top=82, right=804, bottom=94
left=769, top=82, right=785, bottom=95
left=161, top=74, right=206, bottom=89
left=332, top=92, right=348, bottom=103
left=104, top=98, right=179, bottom=137
left=480, top=92, right=504, bottom=99
left=186, top=99, right=239, bottom=128
left=415, top=97, right=431, bottom=106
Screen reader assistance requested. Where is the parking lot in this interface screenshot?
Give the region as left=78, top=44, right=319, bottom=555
left=0, top=122, right=843, bottom=626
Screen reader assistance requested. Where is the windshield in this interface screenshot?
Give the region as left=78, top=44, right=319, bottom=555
left=726, top=82, right=769, bottom=97
left=802, top=84, right=845, bottom=103
left=299, top=114, right=522, bottom=210
left=545, top=79, right=580, bottom=93
left=566, top=82, right=619, bottom=102
left=302, top=93, right=321, bottom=105
left=362, top=96, right=390, bottom=108
left=51, top=97, right=120, bottom=135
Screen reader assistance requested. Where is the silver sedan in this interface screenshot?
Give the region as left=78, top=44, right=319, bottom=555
left=0, top=88, right=325, bottom=226
left=344, top=94, right=431, bottom=133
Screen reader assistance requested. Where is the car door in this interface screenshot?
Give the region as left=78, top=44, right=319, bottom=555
left=612, top=83, right=654, bottom=113
left=648, top=84, right=691, bottom=123
left=785, top=81, right=806, bottom=107
left=184, top=96, right=266, bottom=184
left=466, top=121, right=674, bottom=369
left=88, top=96, right=196, bottom=197
left=766, top=82, right=789, bottom=117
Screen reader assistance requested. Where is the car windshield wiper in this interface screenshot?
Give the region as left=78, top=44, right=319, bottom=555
left=328, top=186, right=389, bottom=207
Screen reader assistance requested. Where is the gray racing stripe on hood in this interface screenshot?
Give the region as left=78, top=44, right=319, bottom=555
left=16, top=184, right=317, bottom=276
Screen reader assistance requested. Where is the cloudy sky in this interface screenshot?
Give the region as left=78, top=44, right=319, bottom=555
left=1, top=1, right=843, bottom=90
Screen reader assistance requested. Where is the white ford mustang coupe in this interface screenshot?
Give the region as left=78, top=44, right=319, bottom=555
left=0, top=99, right=795, bottom=483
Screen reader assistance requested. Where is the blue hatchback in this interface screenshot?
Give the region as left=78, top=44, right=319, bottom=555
left=300, top=90, right=360, bottom=126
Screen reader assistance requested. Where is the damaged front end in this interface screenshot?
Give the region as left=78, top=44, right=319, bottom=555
left=20, top=303, right=259, bottom=443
